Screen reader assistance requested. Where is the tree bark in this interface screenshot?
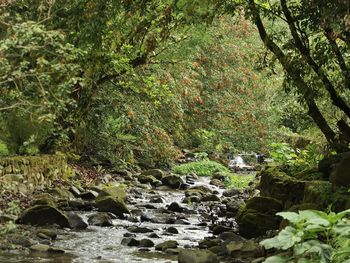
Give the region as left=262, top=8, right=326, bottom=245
left=280, top=0, right=350, bottom=119
left=248, top=0, right=337, bottom=145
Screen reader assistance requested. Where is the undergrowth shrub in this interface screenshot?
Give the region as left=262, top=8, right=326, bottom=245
left=173, top=160, right=230, bottom=176
left=225, top=173, right=255, bottom=189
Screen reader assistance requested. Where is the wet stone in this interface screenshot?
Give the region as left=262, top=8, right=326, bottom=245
left=123, top=233, right=136, bottom=237
left=174, top=219, right=191, bottom=225
left=155, top=240, right=178, bottom=251
left=139, top=239, right=154, bottom=247
left=149, top=196, right=164, bottom=203
left=201, top=194, right=221, bottom=202
left=166, top=227, right=179, bottom=234
left=148, top=233, right=160, bottom=238
left=69, top=186, right=81, bottom=197
left=88, top=213, right=113, bottom=227
left=212, top=225, right=233, bottom=235
left=168, top=202, right=184, bottom=212
left=67, top=212, right=88, bottom=229
left=121, top=238, right=140, bottom=247
left=79, top=190, right=99, bottom=200
left=128, top=226, right=154, bottom=233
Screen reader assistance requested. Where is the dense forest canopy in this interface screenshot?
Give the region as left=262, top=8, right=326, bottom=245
left=1, top=2, right=350, bottom=263
left=0, top=0, right=349, bottom=166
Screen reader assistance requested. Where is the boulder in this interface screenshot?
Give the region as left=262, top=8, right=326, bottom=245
left=141, top=169, right=165, bottom=180
left=97, top=185, right=127, bottom=201
left=155, top=240, right=178, bottom=251
left=138, top=175, right=161, bottom=186
left=259, top=166, right=305, bottom=206
left=31, top=194, right=56, bottom=207
left=18, top=205, right=70, bottom=228
left=67, top=212, right=88, bottom=229
left=303, top=181, right=332, bottom=208
left=149, top=196, right=165, bottom=203
left=212, top=172, right=226, bottom=182
left=79, top=190, right=99, bottom=200
left=178, top=249, right=219, bottom=263
left=237, top=208, right=281, bottom=238
left=168, top=202, right=184, bottom=213
left=162, top=174, right=185, bottom=189
left=121, top=238, right=140, bottom=246
left=51, top=187, right=74, bottom=199
left=198, top=239, right=222, bottom=249
left=201, top=194, right=221, bottom=202
left=225, top=240, right=263, bottom=259
left=96, top=196, right=129, bottom=216
left=139, top=239, right=155, bottom=247
left=223, top=188, right=243, bottom=197
left=88, top=213, right=113, bottom=226
left=209, top=179, right=224, bottom=188
left=36, top=229, right=57, bottom=240
left=218, top=232, right=245, bottom=243
left=318, top=152, right=350, bottom=177
left=330, top=154, right=350, bottom=187
left=69, top=186, right=81, bottom=197
left=166, top=227, right=179, bottom=234
left=128, top=226, right=154, bottom=233
left=245, top=197, right=283, bottom=214
left=212, top=225, right=233, bottom=235
left=226, top=199, right=244, bottom=215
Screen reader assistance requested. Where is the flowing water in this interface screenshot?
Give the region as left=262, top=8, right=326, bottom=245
left=0, top=177, right=228, bottom=263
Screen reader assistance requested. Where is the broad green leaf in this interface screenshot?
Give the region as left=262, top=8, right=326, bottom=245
left=263, top=255, right=290, bottom=263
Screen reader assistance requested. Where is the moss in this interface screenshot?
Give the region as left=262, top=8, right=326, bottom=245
left=303, top=180, right=332, bottom=208
left=97, top=185, right=127, bottom=201
left=0, top=155, right=74, bottom=193
left=259, top=165, right=305, bottom=206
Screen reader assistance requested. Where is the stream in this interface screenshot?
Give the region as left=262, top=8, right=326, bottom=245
left=0, top=176, right=236, bottom=263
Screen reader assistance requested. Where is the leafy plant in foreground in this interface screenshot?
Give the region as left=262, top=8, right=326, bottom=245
left=260, top=209, right=350, bottom=263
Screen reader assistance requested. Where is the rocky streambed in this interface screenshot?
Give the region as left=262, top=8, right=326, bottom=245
left=0, top=170, right=263, bottom=263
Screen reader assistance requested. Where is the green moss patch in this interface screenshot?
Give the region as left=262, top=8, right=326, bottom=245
left=173, top=160, right=230, bottom=177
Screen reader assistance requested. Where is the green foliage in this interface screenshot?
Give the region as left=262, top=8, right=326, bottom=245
left=269, top=142, right=324, bottom=171
left=173, top=160, right=230, bottom=177
left=243, top=0, right=350, bottom=150
left=225, top=174, right=255, bottom=189
left=0, top=17, right=83, bottom=154
left=260, top=209, right=350, bottom=263
left=269, top=143, right=296, bottom=164
left=0, top=140, right=9, bottom=156
left=0, top=221, right=17, bottom=236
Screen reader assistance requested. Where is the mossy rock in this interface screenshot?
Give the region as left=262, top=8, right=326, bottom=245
left=141, top=169, right=165, bottom=180
left=161, top=174, right=185, bottom=189
left=51, top=187, right=74, bottom=199
left=178, top=249, right=219, bottom=263
left=96, top=196, right=129, bottom=216
left=303, top=180, right=332, bottom=208
left=330, top=154, right=350, bottom=187
left=318, top=152, right=350, bottom=178
left=259, top=166, right=305, bottom=207
left=237, top=208, right=281, bottom=238
left=138, top=175, right=161, bottom=185
left=245, top=197, right=283, bottom=214
left=18, top=205, right=70, bottom=228
left=31, top=193, right=57, bottom=207
left=97, top=185, right=127, bottom=201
